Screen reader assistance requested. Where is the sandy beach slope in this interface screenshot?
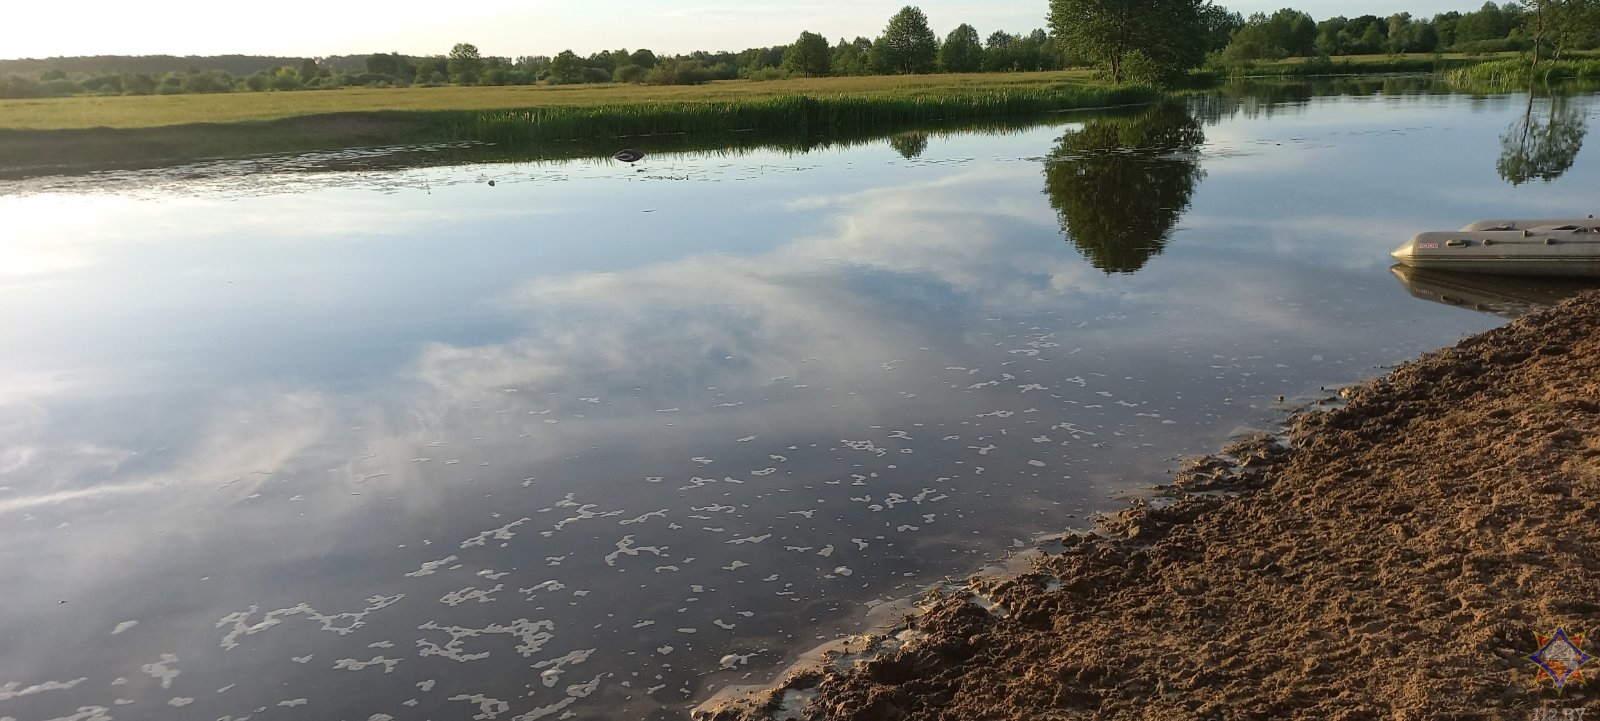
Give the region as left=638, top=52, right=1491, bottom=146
left=697, top=290, right=1600, bottom=720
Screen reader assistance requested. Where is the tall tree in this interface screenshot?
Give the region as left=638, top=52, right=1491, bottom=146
left=1433, top=11, right=1463, bottom=48
left=1048, top=0, right=1209, bottom=84
left=629, top=49, right=659, bottom=69
left=783, top=31, right=832, bottom=76
left=1526, top=0, right=1600, bottom=61
left=1198, top=4, right=1244, bottom=53
left=548, top=50, right=584, bottom=84
left=1455, top=2, right=1519, bottom=45
left=414, top=56, right=448, bottom=83
left=1223, top=8, right=1317, bottom=61
left=938, top=23, right=985, bottom=72
left=870, top=6, right=939, bottom=74
left=831, top=37, right=874, bottom=75
left=448, top=43, right=483, bottom=84
left=1553, top=0, right=1600, bottom=58
left=365, top=52, right=401, bottom=76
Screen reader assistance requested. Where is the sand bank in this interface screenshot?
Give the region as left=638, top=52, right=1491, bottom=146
left=698, top=290, right=1600, bottom=720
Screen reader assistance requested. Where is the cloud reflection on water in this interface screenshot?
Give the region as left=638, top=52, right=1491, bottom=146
left=1, top=88, right=1596, bottom=720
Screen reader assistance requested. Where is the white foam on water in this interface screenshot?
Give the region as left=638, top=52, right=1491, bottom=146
left=532, top=649, right=593, bottom=688
left=0, top=678, right=87, bottom=701
left=460, top=519, right=530, bottom=548
left=448, top=693, right=510, bottom=720
left=440, top=584, right=504, bottom=606
left=618, top=509, right=668, bottom=525
left=405, top=555, right=459, bottom=577
left=333, top=656, right=400, bottom=673
left=417, top=619, right=554, bottom=662
left=216, top=595, right=403, bottom=649
left=41, top=708, right=111, bottom=721
left=140, top=654, right=180, bottom=689
left=604, top=536, right=668, bottom=566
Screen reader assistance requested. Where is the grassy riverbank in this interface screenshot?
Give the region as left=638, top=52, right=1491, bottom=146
left=1442, top=56, right=1600, bottom=87
left=0, top=70, right=1161, bottom=175
left=0, top=70, right=1105, bottom=130
left=1216, top=50, right=1599, bottom=78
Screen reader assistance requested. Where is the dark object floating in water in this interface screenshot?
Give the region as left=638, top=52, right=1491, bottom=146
left=486, top=180, right=496, bottom=186
left=614, top=148, right=645, bottom=164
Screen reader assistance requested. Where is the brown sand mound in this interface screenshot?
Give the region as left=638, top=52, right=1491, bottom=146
left=700, top=290, right=1600, bottom=720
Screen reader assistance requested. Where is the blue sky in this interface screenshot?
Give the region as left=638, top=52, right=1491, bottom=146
left=3, top=0, right=1483, bottom=59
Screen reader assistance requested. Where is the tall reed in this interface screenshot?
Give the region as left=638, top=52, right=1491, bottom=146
left=1221, top=55, right=1483, bottom=78
left=1441, top=58, right=1600, bottom=88
left=467, top=86, right=1159, bottom=144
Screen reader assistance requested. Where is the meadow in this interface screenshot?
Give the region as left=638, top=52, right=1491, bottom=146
left=0, top=70, right=1105, bottom=130
left=0, top=55, right=1575, bottom=176
left=0, top=70, right=1169, bottom=175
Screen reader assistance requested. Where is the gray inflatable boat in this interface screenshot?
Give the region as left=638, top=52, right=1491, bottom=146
left=1391, top=217, right=1600, bottom=277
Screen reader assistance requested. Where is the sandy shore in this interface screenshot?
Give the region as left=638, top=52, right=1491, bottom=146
left=697, top=290, right=1600, bottom=720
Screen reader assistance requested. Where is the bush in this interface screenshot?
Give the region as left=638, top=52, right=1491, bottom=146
left=744, top=67, right=793, bottom=81
left=122, top=73, right=157, bottom=95
left=372, top=72, right=407, bottom=86
left=1452, top=38, right=1533, bottom=54
left=613, top=64, right=646, bottom=83
left=79, top=74, right=123, bottom=93
left=41, top=79, right=82, bottom=96
left=0, top=75, right=38, bottom=98
left=181, top=71, right=232, bottom=93
left=643, top=59, right=718, bottom=85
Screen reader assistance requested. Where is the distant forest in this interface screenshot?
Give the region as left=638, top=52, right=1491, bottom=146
left=0, top=1, right=1594, bottom=99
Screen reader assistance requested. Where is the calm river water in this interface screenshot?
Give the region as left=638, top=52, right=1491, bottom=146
left=1, top=81, right=1597, bottom=721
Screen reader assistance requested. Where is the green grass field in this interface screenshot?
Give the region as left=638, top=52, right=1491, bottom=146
left=0, top=70, right=1104, bottom=130
left=0, top=55, right=1566, bottom=176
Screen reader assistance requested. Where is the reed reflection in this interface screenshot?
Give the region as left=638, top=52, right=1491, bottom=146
left=1042, top=101, right=1206, bottom=274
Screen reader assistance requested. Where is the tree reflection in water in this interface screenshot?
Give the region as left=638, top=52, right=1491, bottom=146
left=1497, top=93, right=1588, bottom=185
left=887, top=131, right=931, bottom=159
left=1042, top=101, right=1206, bottom=274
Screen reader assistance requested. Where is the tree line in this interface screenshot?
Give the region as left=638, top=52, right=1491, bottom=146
left=1218, top=1, right=1600, bottom=64
left=1, top=1, right=1595, bottom=99
left=0, top=6, right=1061, bottom=98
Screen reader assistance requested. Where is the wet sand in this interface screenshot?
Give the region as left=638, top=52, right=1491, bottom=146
left=697, top=290, right=1600, bottom=719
